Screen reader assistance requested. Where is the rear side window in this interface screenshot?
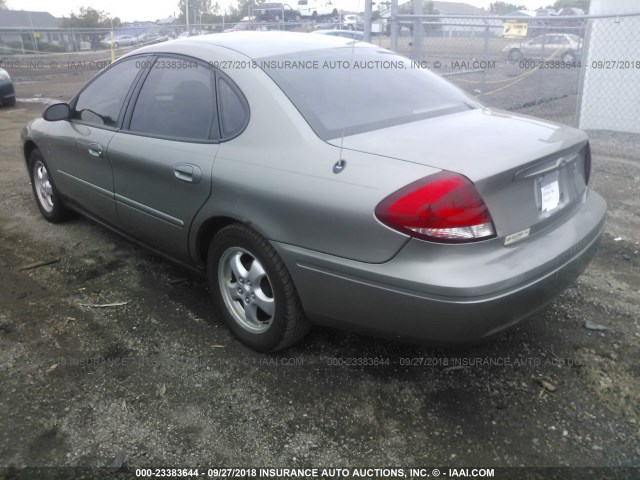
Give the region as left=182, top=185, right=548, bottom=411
left=129, top=57, right=217, bottom=141
left=217, top=75, right=249, bottom=139
left=73, top=57, right=143, bottom=128
left=262, top=47, right=476, bottom=140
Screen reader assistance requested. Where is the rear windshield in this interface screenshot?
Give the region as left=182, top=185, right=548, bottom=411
left=261, top=47, right=476, bottom=140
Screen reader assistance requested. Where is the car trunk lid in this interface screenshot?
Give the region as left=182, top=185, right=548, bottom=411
left=329, top=108, right=590, bottom=240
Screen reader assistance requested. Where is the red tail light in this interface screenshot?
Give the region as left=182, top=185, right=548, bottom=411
left=375, top=171, right=496, bottom=243
left=584, top=143, right=592, bottom=185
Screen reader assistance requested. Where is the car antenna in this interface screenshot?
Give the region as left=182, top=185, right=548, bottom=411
left=334, top=2, right=362, bottom=174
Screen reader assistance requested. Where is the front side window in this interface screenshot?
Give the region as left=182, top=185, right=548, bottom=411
left=129, top=57, right=217, bottom=141
left=73, top=57, right=144, bottom=128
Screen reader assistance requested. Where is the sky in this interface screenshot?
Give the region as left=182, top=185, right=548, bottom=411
left=6, top=0, right=555, bottom=22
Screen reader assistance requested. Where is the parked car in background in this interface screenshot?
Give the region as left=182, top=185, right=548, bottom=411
left=339, top=14, right=364, bottom=30
left=100, top=34, right=138, bottom=48
left=254, top=3, right=302, bottom=22
left=535, top=8, right=557, bottom=16
left=312, top=29, right=364, bottom=40
left=558, top=7, right=585, bottom=16
left=21, top=32, right=606, bottom=352
left=139, top=33, right=169, bottom=44
left=0, top=67, right=16, bottom=107
left=224, top=17, right=269, bottom=32
left=297, top=0, right=338, bottom=18
left=178, top=31, right=210, bottom=38
left=556, top=7, right=587, bottom=31
left=504, top=33, right=583, bottom=63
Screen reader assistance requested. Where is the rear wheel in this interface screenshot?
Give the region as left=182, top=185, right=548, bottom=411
left=208, top=224, right=310, bottom=352
left=508, top=48, right=522, bottom=62
left=274, top=14, right=281, bottom=21
left=562, top=51, right=576, bottom=63
left=29, top=149, right=69, bottom=223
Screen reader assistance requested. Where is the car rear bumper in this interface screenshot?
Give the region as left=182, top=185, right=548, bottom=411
left=273, top=189, right=607, bottom=344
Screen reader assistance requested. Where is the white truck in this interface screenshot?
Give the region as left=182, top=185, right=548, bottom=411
left=297, top=0, right=338, bottom=18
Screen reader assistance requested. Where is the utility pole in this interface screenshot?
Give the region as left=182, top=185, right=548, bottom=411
left=364, top=0, right=372, bottom=42
left=390, top=0, right=398, bottom=51
left=186, top=0, right=191, bottom=33
left=412, top=0, right=422, bottom=61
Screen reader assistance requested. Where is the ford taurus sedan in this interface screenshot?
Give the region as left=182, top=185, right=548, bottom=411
left=504, top=33, right=583, bottom=63
left=21, top=32, right=606, bottom=352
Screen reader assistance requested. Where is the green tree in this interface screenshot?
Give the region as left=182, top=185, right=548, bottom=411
left=177, top=0, right=215, bottom=24
left=489, top=2, right=526, bottom=14
left=61, top=7, right=121, bottom=28
left=398, top=1, right=438, bottom=14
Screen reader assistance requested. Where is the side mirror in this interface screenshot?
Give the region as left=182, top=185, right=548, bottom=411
left=43, top=103, right=71, bottom=122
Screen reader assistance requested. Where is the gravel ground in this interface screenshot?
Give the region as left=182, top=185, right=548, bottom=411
left=0, top=59, right=639, bottom=480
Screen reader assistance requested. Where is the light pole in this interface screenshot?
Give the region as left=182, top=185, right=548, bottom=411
left=186, top=0, right=191, bottom=33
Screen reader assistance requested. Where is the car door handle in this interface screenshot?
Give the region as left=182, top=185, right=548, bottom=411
left=173, top=164, right=201, bottom=184
left=88, top=143, right=103, bottom=158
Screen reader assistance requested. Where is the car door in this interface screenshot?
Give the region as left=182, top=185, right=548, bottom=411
left=522, top=35, right=545, bottom=59
left=107, top=56, right=221, bottom=262
left=542, top=35, right=562, bottom=59
left=45, top=56, right=146, bottom=224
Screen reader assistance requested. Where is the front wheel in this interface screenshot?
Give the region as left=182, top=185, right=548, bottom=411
left=561, top=51, right=576, bottom=63
left=29, top=149, right=70, bottom=223
left=208, top=224, right=310, bottom=352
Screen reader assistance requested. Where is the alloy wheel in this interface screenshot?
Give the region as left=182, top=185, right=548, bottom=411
left=218, top=247, right=275, bottom=333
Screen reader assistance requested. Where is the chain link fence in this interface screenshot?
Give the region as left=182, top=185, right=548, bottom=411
left=376, top=11, right=640, bottom=130
left=378, top=14, right=587, bottom=126
left=577, top=13, right=640, bottom=133
left=2, top=12, right=640, bottom=132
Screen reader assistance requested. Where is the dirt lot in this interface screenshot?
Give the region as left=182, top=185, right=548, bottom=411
left=0, top=59, right=639, bottom=480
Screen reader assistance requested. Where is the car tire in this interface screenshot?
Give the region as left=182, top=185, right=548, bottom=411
left=508, top=49, right=522, bottom=62
left=29, top=149, right=69, bottom=223
left=208, top=223, right=310, bottom=352
left=562, top=51, right=576, bottom=63
left=295, top=14, right=301, bottom=22
left=348, top=24, right=354, bottom=31
left=274, top=14, right=281, bottom=22
left=114, top=42, right=119, bottom=49
left=312, top=11, right=318, bottom=18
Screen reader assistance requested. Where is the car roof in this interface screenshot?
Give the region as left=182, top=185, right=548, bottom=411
left=134, top=31, right=373, bottom=59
